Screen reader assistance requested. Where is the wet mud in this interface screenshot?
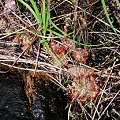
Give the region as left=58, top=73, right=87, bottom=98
left=0, top=72, right=33, bottom=120
left=0, top=69, right=67, bottom=120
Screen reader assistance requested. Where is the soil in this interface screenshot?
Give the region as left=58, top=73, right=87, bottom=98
left=0, top=66, right=68, bottom=120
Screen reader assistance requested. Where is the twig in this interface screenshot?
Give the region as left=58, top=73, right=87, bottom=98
left=98, top=90, right=120, bottom=120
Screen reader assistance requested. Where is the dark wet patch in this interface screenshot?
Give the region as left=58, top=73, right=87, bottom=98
left=33, top=79, right=68, bottom=120
left=0, top=72, right=33, bottom=120
left=0, top=70, right=68, bottom=120
left=22, top=71, right=68, bottom=120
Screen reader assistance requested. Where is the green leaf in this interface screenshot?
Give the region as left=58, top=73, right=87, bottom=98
left=101, top=0, right=120, bottom=39
left=18, top=0, right=40, bottom=24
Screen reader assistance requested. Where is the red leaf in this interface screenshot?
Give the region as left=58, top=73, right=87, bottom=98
left=63, top=40, right=74, bottom=53
left=72, top=47, right=89, bottom=62
left=49, top=40, right=66, bottom=58
left=68, top=66, right=100, bottom=103
left=49, top=40, right=67, bottom=66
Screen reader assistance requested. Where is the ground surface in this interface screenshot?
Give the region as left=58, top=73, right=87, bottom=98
left=0, top=0, right=120, bottom=120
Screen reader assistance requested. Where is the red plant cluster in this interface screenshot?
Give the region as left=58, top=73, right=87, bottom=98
left=72, top=47, right=89, bottom=62
left=63, top=40, right=74, bottom=53
left=49, top=40, right=66, bottom=58
left=49, top=39, right=89, bottom=66
left=49, top=39, right=99, bottom=103
left=68, top=66, right=100, bottom=103
left=49, top=40, right=67, bottom=66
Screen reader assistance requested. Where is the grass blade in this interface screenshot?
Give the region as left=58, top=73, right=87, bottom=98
left=101, top=0, right=120, bottom=39
left=18, top=0, right=39, bottom=24
left=30, top=0, right=41, bottom=23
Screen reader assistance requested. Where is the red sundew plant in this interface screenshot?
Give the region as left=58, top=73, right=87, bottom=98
left=68, top=66, right=100, bottom=103
left=63, top=39, right=74, bottom=53
left=72, top=47, right=90, bottom=62
left=49, top=39, right=99, bottom=103
left=49, top=40, right=66, bottom=58
left=49, top=39, right=90, bottom=65
left=49, top=40, right=68, bottom=66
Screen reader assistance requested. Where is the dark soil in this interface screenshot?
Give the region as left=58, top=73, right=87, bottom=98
left=0, top=72, right=33, bottom=120
left=0, top=69, right=68, bottom=120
